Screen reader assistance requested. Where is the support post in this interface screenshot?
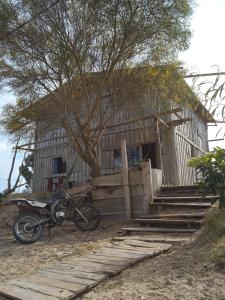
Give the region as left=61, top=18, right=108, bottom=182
left=121, top=139, right=132, bottom=220
left=142, top=160, right=154, bottom=214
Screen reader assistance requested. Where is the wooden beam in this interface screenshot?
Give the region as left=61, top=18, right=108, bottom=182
left=121, top=139, right=132, bottom=220
left=158, top=118, right=169, bottom=129
left=166, top=118, right=192, bottom=126
left=142, top=160, right=153, bottom=214
left=208, top=138, right=224, bottom=142
left=175, top=130, right=206, bottom=154
left=184, top=72, right=225, bottom=78
left=14, top=147, right=35, bottom=151
left=104, top=107, right=183, bottom=130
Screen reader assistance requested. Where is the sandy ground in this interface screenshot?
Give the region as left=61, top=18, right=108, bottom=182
left=0, top=219, right=124, bottom=281
left=1, top=206, right=225, bottom=300
left=82, top=239, right=225, bottom=300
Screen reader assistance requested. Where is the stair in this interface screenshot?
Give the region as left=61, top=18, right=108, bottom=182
left=122, top=185, right=214, bottom=235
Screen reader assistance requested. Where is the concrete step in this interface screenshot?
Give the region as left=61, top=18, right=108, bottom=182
left=122, top=227, right=197, bottom=234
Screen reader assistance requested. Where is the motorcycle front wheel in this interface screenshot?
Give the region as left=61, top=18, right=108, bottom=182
left=74, top=204, right=100, bottom=231
left=12, top=214, right=43, bottom=244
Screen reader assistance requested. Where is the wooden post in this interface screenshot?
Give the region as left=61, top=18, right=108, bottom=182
left=155, top=116, right=165, bottom=183
left=142, top=160, right=154, bottom=214
left=121, top=139, right=132, bottom=220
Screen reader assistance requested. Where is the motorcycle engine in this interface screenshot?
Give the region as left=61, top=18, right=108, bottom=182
left=55, top=209, right=66, bottom=224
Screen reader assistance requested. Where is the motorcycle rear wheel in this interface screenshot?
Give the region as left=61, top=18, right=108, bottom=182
left=74, top=204, right=100, bottom=231
left=12, top=214, right=43, bottom=244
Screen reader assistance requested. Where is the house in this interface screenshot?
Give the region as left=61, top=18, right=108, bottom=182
left=32, top=74, right=213, bottom=194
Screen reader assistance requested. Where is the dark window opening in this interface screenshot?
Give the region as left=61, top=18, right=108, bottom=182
left=142, top=143, right=157, bottom=168
left=53, top=157, right=66, bottom=174
left=113, top=146, right=140, bottom=168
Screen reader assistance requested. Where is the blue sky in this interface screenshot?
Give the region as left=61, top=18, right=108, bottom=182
left=0, top=0, right=225, bottom=192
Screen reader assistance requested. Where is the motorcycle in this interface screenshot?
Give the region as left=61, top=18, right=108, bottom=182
left=10, top=186, right=100, bottom=244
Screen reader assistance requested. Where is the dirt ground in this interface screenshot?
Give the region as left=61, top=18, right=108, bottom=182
left=0, top=218, right=124, bottom=281
left=1, top=211, right=225, bottom=300
left=82, top=238, right=225, bottom=300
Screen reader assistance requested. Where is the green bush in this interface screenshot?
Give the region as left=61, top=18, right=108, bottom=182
left=204, top=210, right=225, bottom=241
left=202, top=210, right=225, bottom=268
left=189, top=147, right=225, bottom=207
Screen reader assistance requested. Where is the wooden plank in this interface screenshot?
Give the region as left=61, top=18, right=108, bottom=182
left=37, top=270, right=97, bottom=287
left=91, top=173, right=122, bottom=187
left=85, top=255, right=132, bottom=267
left=92, top=187, right=124, bottom=201
left=27, top=274, right=87, bottom=294
left=0, top=283, right=58, bottom=300
left=112, top=235, right=193, bottom=244
left=129, top=170, right=143, bottom=185
left=121, top=139, right=132, bottom=219
left=121, top=240, right=172, bottom=250
left=142, top=160, right=153, bottom=214
left=87, top=253, right=133, bottom=262
left=109, top=243, right=159, bottom=254
left=63, top=260, right=122, bottom=275
left=95, top=250, right=144, bottom=260
left=122, top=227, right=197, bottom=233
left=46, top=264, right=107, bottom=281
left=99, top=248, right=148, bottom=259
left=9, top=279, right=74, bottom=300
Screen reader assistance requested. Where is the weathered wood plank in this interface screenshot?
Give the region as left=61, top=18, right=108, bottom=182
left=9, top=279, right=74, bottom=300
left=91, top=174, right=122, bottom=187
left=63, top=260, right=122, bottom=275
left=0, top=283, right=58, bottom=300
left=37, top=270, right=97, bottom=287
left=85, top=255, right=132, bottom=266
left=121, top=139, right=132, bottom=220
left=121, top=240, right=172, bottom=249
left=46, top=264, right=107, bottom=281
left=112, top=235, right=192, bottom=244
left=28, top=274, right=87, bottom=294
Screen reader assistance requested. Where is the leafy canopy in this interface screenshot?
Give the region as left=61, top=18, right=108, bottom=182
left=0, top=0, right=194, bottom=175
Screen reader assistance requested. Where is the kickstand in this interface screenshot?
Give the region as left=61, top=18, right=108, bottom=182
left=48, top=225, right=51, bottom=238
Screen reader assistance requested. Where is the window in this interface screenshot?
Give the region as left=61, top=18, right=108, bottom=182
left=113, top=146, right=140, bottom=168
left=142, top=143, right=157, bottom=168
left=53, top=157, right=66, bottom=174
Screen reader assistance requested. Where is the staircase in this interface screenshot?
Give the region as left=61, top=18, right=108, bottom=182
left=122, top=185, right=217, bottom=235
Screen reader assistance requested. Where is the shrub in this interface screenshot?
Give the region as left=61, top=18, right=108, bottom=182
left=189, top=147, right=225, bottom=207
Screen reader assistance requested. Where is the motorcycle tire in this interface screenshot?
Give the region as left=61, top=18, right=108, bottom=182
left=74, top=203, right=100, bottom=231
left=12, top=214, right=43, bottom=244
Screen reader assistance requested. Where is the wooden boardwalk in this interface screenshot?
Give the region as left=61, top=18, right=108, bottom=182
left=0, top=238, right=172, bottom=300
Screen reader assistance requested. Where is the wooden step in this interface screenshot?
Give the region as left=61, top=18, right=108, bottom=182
left=122, top=227, right=197, bottom=234
left=161, top=185, right=200, bottom=191
left=157, top=193, right=204, bottom=197
left=140, top=212, right=206, bottom=219
left=153, top=196, right=213, bottom=203
left=150, top=202, right=211, bottom=208
left=134, top=219, right=202, bottom=228
left=133, top=218, right=202, bottom=225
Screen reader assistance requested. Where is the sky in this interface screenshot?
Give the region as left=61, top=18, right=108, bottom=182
left=0, top=0, right=225, bottom=192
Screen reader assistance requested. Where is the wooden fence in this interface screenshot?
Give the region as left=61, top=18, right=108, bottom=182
left=91, top=140, right=162, bottom=219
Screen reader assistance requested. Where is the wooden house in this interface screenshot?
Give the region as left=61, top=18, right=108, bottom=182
left=32, top=78, right=213, bottom=194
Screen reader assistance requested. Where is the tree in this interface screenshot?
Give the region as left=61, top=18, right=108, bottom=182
left=0, top=0, right=194, bottom=176
left=2, top=137, right=33, bottom=196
